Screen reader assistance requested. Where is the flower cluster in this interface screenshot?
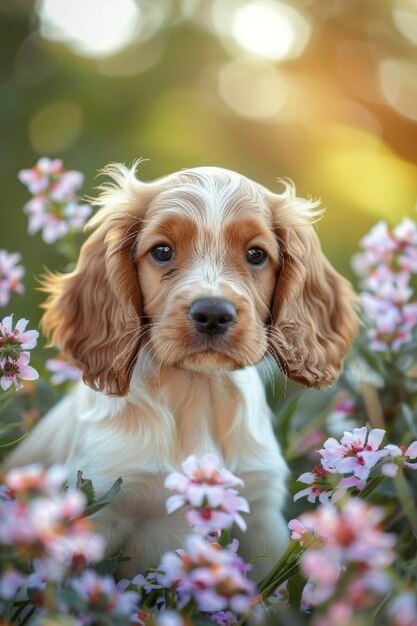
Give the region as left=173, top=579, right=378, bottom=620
left=294, top=426, right=417, bottom=503
left=352, top=219, right=417, bottom=351
left=165, top=454, right=249, bottom=534
left=0, top=250, right=24, bottom=308
left=0, top=465, right=145, bottom=625
left=67, top=569, right=139, bottom=623
left=289, top=499, right=396, bottom=612
left=0, top=465, right=105, bottom=586
left=18, top=157, right=92, bottom=243
left=0, top=315, right=38, bottom=391
left=153, top=455, right=258, bottom=619
left=157, top=535, right=257, bottom=614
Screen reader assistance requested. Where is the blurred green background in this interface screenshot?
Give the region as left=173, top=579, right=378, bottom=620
left=1, top=0, right=417, bottom=327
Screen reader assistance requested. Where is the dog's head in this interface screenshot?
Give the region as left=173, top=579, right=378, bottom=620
left=41, top=164, right=358, bottom=396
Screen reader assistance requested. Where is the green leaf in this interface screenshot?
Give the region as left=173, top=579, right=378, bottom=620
left=83, top=477, right=123, bottom=517
left=399, top=403, right=417, bottom=438
left=0, top=432, right=28, bottom=448
left=287, top=572, right=306, bottom=610
left=94, top=551, right=131, bottom=576
left=258, top=541, right=303, bottom=599
left=276, top=395, right=301, bottom=450
left=218, top=529, right=231, bottom=548
left=57, top=588, right=88, bottom=612
left=76, top=470, right=96, bottom=506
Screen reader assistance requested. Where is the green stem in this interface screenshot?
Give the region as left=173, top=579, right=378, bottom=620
left=260, top=560, right=301, bottom=600
left=360, top=475, right=386, bottom=499
left=258, top=540, right=304, bottom=599
left=14, top=606, right=35, bottom=626
left=393, top=469, right=417, bottom=538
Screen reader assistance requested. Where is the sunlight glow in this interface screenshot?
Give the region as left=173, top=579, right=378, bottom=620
left=218, top=60, right=288, bottom=119
left=231, top=0, right=311, bottom=61
left=37, top=0, right=141, bottom=58
left=392, top=0, right=417, bottom=47
left=379, top=58, right=417, bottom=122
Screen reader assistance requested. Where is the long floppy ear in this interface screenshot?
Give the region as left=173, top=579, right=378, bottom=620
left=41, top=163, right=156, bottom=396
left=268, top=185, right=359, bottom=389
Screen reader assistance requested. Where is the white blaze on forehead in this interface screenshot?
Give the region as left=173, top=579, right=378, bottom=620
left=157, top=166, right=267, bottom=227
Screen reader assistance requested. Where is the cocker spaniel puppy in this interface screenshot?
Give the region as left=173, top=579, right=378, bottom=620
left=7, top=164, right=358, bottom=580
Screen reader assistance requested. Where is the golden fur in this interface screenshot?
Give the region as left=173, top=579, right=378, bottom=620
left=7, top=164, right=358, bottom=579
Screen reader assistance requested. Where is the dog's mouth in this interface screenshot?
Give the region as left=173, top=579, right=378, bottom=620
left=176, top=347, right=244, bottom=372
left=173, top=333, right=252, bottom=371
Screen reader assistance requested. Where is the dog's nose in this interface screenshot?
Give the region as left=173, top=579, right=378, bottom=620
left=189, top=298, right=237, bottom=335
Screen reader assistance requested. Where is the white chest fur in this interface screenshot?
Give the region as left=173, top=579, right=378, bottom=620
left=7, top=362, right=289, bottom=578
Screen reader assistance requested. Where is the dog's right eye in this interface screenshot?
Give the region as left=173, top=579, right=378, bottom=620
left=150, top=245, right=175, bottom=263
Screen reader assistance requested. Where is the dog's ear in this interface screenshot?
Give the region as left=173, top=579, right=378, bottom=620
left=267, top=186, right=359, bottom=389
left=41, top=164, right=156, bottom=396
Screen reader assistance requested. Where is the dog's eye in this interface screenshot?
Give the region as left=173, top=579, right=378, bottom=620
left=246, top=248, right=268, bottom=266
left=150, top=245, right=175, bottom=263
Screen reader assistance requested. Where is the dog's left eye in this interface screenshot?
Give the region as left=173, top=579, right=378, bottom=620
left=150, top=245, right=175, bottom=263
left=246, top=248, right=268, bottom=266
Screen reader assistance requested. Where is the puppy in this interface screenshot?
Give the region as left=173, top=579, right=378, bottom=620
left=7, top=164, right=358, bottom=580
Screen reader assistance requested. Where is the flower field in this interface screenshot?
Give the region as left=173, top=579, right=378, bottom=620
left=1, top=159, right=417, bottom=626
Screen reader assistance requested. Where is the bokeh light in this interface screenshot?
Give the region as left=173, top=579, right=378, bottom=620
left=379, top=57, right=417, bottom=122
left=392, top=0, right=417, bottom=47
left=231, top=0, right=311, bottom=61
left=218, top=60, right=288, bottom=118
left=37, top=0, right=141, bottom=58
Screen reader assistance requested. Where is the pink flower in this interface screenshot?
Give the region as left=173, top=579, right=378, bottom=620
left=5, top=464, right=67, bottom=497
left=353, top=218, right=417, bottom=353
left=1, top=315, right=39, bottom=349
left=297, top=500, right=396, bottom=609
left=50, top=170, right=84, bottom=201
left=293, top=467, right=345, bottom=504
left=361, top=221, right=396, bottom=259
left=165, top=455, right=249, bottom=534
left=0, top=314, right=39, bottom=383
left=394, top=217, right=417, bottom=247
left=382, top=441, right=417, bottom=475
left=0, top=250, right=25, bottom=307
left=301, top=550, right=341, bottom=587
left=0, top=316, right=39, bottom=389
left=340, top=427, right=385, bottom=454
left=46, top=358, right=81, bottom=385
left=361, top=295, right=413, bottom=351
left=184, top=489, right=249, bottom=533
left=0, top=465, right=106, bottom=581
left=18, top=157, right=63, bottom=194
left=64, top=201, right=92, bottom=229
left=366, top=270, right=412, bottom=304
left=158, top=534, right=257, bottom=615
left=19, top=158, right=92, bottom=244
left=321, top=427, right=387, bottom=481
left=0, top=351, right=39, bottom=390
left=288, top=518, right=308, bottom=542
left=388, top=591, right=417, bottom=626
left=70, top=569, right=139, bottom=617
left=313, top=601, right=353, bottom=626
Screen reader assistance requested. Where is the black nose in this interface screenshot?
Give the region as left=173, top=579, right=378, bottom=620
left=189, top=298, right=237, bottom=336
